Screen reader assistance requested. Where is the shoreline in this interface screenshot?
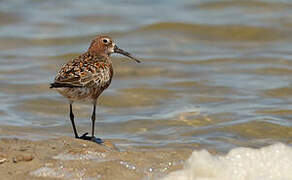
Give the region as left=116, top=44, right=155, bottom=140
left=1, top=125, right=291, bottom=179
left=0, top=126, right=194, bottom=180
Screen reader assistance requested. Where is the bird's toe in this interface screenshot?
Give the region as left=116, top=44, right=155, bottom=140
left=77, top=133, right=104, bottom=144
left=91, top=136, right=104, bottom=144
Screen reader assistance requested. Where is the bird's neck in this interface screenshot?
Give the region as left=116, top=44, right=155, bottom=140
left=89, top=50, right=107, bottom=57
left=86, top=51, right=112, bottom=64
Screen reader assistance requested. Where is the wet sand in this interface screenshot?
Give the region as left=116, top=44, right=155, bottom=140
left=0, top=126, right=196, bottom=180
left=1, top=126, right=291, bottom=180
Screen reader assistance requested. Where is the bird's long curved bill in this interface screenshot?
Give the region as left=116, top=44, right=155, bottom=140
left=114, top=45, right=141, bottom=63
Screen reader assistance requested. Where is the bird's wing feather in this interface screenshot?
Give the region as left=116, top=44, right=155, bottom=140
left=52, top=53, right=111, bottom=88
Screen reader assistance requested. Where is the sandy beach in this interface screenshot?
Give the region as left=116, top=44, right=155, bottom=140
left=1, top=126, right=292, bottom=180
left=0, top=126, right=196, bottom=180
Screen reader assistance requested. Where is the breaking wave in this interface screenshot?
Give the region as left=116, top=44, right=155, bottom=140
left=161, top=143, right=292, bottom=180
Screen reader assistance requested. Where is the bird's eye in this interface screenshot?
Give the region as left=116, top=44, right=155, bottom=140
left=102, top=38, right=109, bottom=44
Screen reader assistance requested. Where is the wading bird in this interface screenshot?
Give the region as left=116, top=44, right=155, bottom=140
left=50, top=35, right=140, bottom=143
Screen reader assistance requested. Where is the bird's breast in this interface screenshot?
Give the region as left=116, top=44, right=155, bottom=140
left=93, top=63, right=113, bottom=88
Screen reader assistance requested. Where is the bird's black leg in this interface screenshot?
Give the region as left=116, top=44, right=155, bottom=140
left=90, top=103, right=104, bottom=144
left=92, top=103, right=96, bottom=137
left=69, top=103, right=79, bottom=138
left=78, top=102, right=103, bottom=144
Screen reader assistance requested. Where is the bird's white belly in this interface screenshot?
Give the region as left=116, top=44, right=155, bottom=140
left=56, top=86, right=105, bottom=102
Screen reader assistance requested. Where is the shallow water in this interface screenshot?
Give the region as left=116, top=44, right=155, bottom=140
left=0, top=0, right=291, bottom=154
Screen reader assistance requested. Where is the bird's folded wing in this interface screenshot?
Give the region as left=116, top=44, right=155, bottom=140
left=53, top=69, right=102, bottom=88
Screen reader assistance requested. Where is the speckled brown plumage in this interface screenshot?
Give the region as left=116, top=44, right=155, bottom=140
left=50, top=35, right=141, bottom=143
left=52, top=51, right=113, bottom=102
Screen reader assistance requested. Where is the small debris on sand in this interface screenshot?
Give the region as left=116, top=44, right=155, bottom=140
left=12, top=154, right=34, bottom=163
left=0, top=136, right=193, bottom=180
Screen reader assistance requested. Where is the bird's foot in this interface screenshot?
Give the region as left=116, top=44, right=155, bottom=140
left=77, top=132, right=104, bottom=144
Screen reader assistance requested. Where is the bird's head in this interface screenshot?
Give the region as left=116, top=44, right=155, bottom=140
left=88, top=35, right=140, bottom=63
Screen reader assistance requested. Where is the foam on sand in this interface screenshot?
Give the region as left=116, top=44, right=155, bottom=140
left=161, top=143, right=292, bottom=180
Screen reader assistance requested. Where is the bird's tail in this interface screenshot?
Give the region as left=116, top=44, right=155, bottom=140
left=50, top=82, right=82, bottom=88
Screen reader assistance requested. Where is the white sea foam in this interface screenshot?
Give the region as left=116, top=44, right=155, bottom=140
left=161, top=143, right=292, bottom=180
